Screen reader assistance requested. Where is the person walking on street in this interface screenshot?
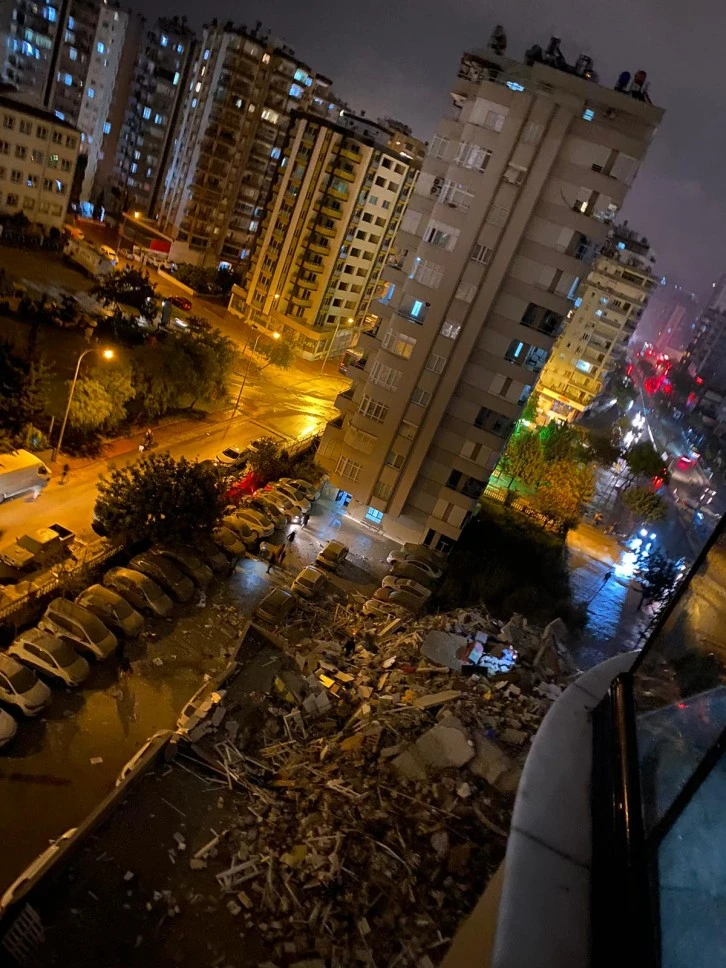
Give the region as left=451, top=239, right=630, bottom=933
left=266, top=547, right=280, bottom=574
left=287, top=530, right=296, bottom=547
left=301, top=511, right=310, bottom=528
left=60, top=463, right=70, bottom=485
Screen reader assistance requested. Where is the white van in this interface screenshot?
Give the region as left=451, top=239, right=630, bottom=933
left=0, top=450, right=51, bottom=502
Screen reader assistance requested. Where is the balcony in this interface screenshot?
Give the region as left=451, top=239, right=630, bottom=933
left=340, top=146, right=361, bottom=163
left=327, top=185, right=348, bottom=202
left=334, top=386, right=356, bottom=411
left=334, top=165, right=356, bottom=182
left=301, top=257, right=324, bottom=273
left=291, top=294, right=313, bottom=308
left=296, top=274, right=320, bottom=291
left=308, top=240, right=330, bottom=256
left=321, top=204, right=343, bottom=220
left=315, top=221, right=336, bottom=238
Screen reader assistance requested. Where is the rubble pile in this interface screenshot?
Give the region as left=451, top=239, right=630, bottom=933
left=184, top=606, right=576, bottom=967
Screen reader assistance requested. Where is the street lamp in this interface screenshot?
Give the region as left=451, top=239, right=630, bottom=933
left=230, top=329, right=280, bottom=420
left=115, top=210, right=141, bottom=258
left=52, top=348, right=114, bottom=461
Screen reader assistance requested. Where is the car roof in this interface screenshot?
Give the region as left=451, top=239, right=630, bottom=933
left=17, top=629, right=66, bottom=652
left=324, top=540, right=347, bottom=553
left=0, top=652, right=27, bottom=674
left=298, top=565, right=323, bottom=578
left=265, top=587, right=293, bottom=602
left=110, top=567, right=149, bottom=584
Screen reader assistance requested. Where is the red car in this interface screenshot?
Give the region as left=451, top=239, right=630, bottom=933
left=169, top=295, right=192, bottom=312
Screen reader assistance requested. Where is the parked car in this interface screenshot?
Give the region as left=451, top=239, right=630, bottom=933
left=266, top=486, right=308, bottom=519
left=75, top=584, right=144, bottom=638
left=243, top=496, right=287, bottom=529
left=388, top=554, right=443, bottom=580
left=38, top=598, right=118, bottom=659
left=0, top=708, right=17, bottom=747
left=169, top=294, right=192, bottom=312
left=316, top=540, right=349, bottom=572
left=279, top=477, right=320, bottom=502
left=372, top=586, right=423, bottom=613
left=9, top=629, right=90, bottom=686
left=291, top=565, right=326, bottom=599
left=233, top=508, right=274, bottom=538
left=390, top=561, right=438, bottom=585
left=196, top=538, right=234, bottom=572
left=130, top=552, right=195, bottom=602
left=103, top=568, right=173, bottom=618
left=381, top=575, right=431, bottom=600
left=155, top=547, right=213, bottom=587
left=0, top=653, right=51, bottom=716
left=401, top=542, right=447, bottom=566
left=212, top=526, right=247, bottom=557
left=221, top=515, right=259, bottom=546
left=215, top=445, right=249, bottom=469
left=361, top=598, right=409, bottom=620
left=260, top=490, right=300, bottom=523
left=270, top=482, right=311, bottom=513
left=254, top=587, right=296, bottom=625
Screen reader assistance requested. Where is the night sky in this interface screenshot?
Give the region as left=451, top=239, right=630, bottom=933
left=143, top=0, right=726, bottom=297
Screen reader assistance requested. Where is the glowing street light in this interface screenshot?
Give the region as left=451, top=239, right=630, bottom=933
left=53, top=347, right=114, bottom=460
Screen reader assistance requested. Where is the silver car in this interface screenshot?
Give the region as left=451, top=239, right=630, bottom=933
left=0, top=653, right=51, bottom=716
left=76, top=584, right=145, bottom=638
left=38, top=598, right=117, bottom=660
left=103, top=568, right=173, bottom=618
left=130, top=552, right=195, bottom=602
left=9, top=629, right=90, bottom=687
left=155, top=548, right=213, bottom=587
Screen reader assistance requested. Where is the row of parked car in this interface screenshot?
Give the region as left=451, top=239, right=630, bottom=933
left=360, top=543, right=447, bottom=620
left=214, top=476, right=322, bottom=555
left=253, top=538, right=349, bottom=625
left=0, top=543, right=233, bottom=748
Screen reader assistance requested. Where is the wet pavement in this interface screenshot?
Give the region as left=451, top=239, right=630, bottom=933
left=0, top=493, right=397, bottom=894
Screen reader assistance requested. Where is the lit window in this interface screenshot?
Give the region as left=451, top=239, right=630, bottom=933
left=270, top=147, right=281, bottom=159
left=365, top=507, right=384, bottom=523
left=203, top=48, right=210, bottom=60
left=582, top=108, right=595, bottom=122
left=142, top=107, right=151, bottom=119
left=411, top=299, right=425, bottom=318
left=160, top=34, right=168, bottom=47
left=59, top=72, right=72, bottom=86
left=45, top=5, right=57, bottom=21
left=191, top=98, right=197, bottom=108
left=289, top=83, right=304, bottom=98
left=293, top=67, right=309, bottom=83
left=173, top=71, right=180, bottom=86
left=87, top=88, right=94, bottom=98
left=69, top=47, right=77, bottom=61
left=576, top=359, right=592, bottom=373
left=176, top=43, right=183, bottom=53
left=68, top=16, right=74, bottom=27
left=617, top=241, right=626, bottom=250
left=103, top=121, right=111, bottom=135
left=440, top=320, right=461, bottom=339
left=261, top=107, right=280, bottom=124
left=154, top=114, right=163, bottom=125
left=195, top=81, right=201, bottom=93
left=262, top=52, right=270, bottom=64
left=96, top=41, right=105, bottom=53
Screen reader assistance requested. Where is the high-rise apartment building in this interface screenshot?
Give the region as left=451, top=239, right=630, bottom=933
left=228, top=111, right=422, bottom=361
left=537, top=224, right=657, bottom=421
left=108, top=17, right=195, bottom=216
left=685, top=274, right=726, bottom=391
left=318, top=40, right=663, bottom=550
left=157, top=21, right=341, bottom=268
left=0, top=0, right=133, bottom=197
left=0, top=92, right=80, bottom=227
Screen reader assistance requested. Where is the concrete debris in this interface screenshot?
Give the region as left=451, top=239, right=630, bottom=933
left=89, top=756, right=103, bottom=765
left=181, top=603, right=576, bottom=967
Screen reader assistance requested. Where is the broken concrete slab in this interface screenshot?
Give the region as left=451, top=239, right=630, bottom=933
left=467, top=731, right=521, bottom=795
left=421, top=630, right=466, bottom=671
left=391, top=748, right=428, bottom=781
left=414, top=724, right=475, bottom=771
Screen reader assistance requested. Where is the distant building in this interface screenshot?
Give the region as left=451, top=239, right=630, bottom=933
left=537, top=224, right=657, bottom=421
left=317, top=39, right=663, bottom=550
left=228, top=111, right=422, bottom=361
left=0, top=0, right=136, bottom=199
left=157, top=21, right=342, bottom=268
left=685, top=274, right=726, bottom=391
left=635, top=280, right=700, bottom=357
left=0, top=93, right=80, bottom=228
left=107, top=17, right=195, bottom=217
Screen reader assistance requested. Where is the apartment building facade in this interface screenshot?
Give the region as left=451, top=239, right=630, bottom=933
left=318, top=44, right=663, bottom=550
left=157, top=22, right=340, bottom=268
left=229, top=111, right=421, bottom=361
left=685, top=275, right=726, bottom=392
left=537, top=224, right=657, bottom=421
left=1, top=0, right=133, bottom=198
left=109, top=17, right=195, bottom=216
left=0, top=92, right=80, bottom=227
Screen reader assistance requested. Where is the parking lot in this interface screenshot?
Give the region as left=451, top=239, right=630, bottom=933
left=0, top=491, right=396, bottom=893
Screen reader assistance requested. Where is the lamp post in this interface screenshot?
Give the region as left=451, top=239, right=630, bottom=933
left=230, top=329, right=280, bottom=421
left=321, top=317, right=353, bottom=373
left=52, top=348, right=114, bottom=461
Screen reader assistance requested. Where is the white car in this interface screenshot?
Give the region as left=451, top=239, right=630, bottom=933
left=243, top=496, right=287, bottom=529
left=387, top=553, right=443, bottom=580
left=291, top=565, right=327, bottom=599
left=0, top=653, right=51, bottom=716
left=361, top=598, right=409, bottom=619
left=265, top=486, right=309, bottom=517
left=0, top=708, right=17, bottom=747
left=233, top=508, right=274, bottom=538
left=9, top=629, right=90, bottom=687
left=279, top=477, right=320, bottom=502
left=271, top=482, right=311, bottom=513
left=215, top=445, right=248, bottom=468
left=372, top=586, right=423, bottom=613
left=221, top=515, right=259, bottom=545
left=38, top=598, right=118, bottom=660
left=381, top=575, right=432, bottom=599
left=260, top=490, right=300, bottom=523
left=213, top=526, right=247, bottom=557
left=316, top=540, right=349, bottom=571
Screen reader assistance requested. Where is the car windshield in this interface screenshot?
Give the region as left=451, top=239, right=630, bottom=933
left=140, top=577, right=162, bottom=600
left=51, top=640, right=81, bottom=668
left=271, top=492, right=293, bottom=509
left=8, top=663, right=36, bottom=692
left=269, top=590, right=288, bottom=606
left=80, top=611, right=109, bottom=643
left=222, top=448, right=240, bottom=460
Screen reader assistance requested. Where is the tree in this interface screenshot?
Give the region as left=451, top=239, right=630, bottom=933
left=538, top=421, right=586, bottom=464
left=534, top=459, right=595, bottom=530
left=520, top=388, right=540, bottom=424
left=638, top=551, right=682, bottom=608
left=177, top=319, right=237, bottom=408
left=257, top=333, right=298, bottom=371
left=246, top=437, right=290, bottom=484
left=612, top=374, right=636, bottom=410
left=500, top=429, right=545, bottom=491
left=95, top=452, right=225, bottom=544
left=625, top=440, right=668, bottom=481
left=621, top=485, right=667, bottom=523
left=68, top=378, right=114, bottom=430
left=585, top=431, right=621, bottom=468
left=0, top=343, right=51, bottom=440
left=92, top=266, right=159, bottom=316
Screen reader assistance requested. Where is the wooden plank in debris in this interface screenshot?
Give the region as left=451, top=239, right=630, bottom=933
left=412, top=689, right=462, bottom=709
